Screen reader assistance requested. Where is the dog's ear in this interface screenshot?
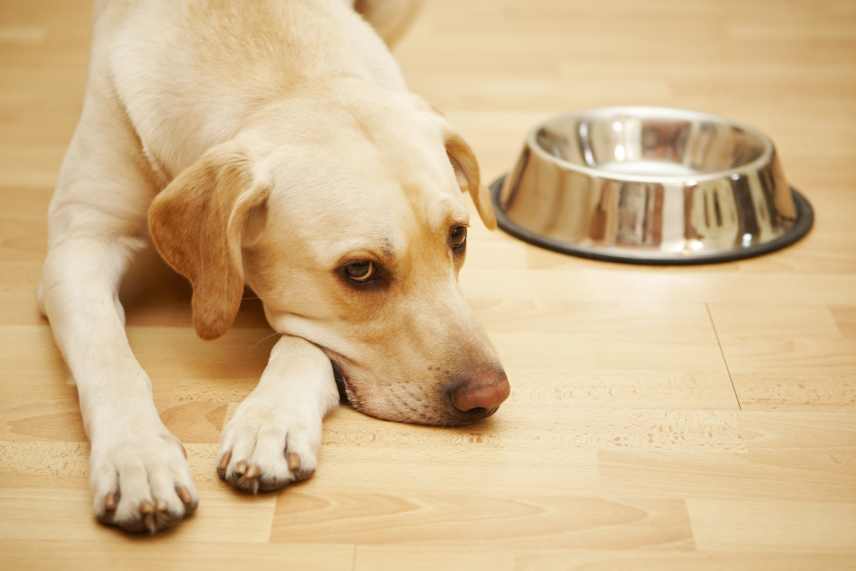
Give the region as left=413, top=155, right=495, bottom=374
left=148, top=141, right=271, bottom=340
left=445, top=132, right=497, bottom=229
left=354, top=0, right=423, bottom=48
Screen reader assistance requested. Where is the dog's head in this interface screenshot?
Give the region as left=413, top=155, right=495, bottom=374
left=148, top=90, right=509, bottom=426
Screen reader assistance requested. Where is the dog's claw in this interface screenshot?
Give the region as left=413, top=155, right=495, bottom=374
left=287, top=452, right=301, bottom=472
left=287, top=451, right=315, bottom=481
left=235, top=460, right=248, bottom=476
left=176, top=485, right=192, bottom=506
left=235, top=464, right=261, bottom=494
left=144, top=513, right=157, bottom=534
left=137, top=500, right=158, bottom=534
left=175, top=485, right=198, bottom=515
left=217, top=451, right=232, bottom=479
left=245, top=464, right=260, bottom=479
left=139, top=500, right=154, bottom=515
left=104, top=492, right=117, bottom=512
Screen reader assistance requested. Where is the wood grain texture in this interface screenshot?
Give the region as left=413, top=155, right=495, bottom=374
left=353, top=547, right=856, bottom=571
left=2, top=0, right=856, bottom=568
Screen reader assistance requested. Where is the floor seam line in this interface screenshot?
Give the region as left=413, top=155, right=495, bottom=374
left=706, top=303, right=742, bottom=411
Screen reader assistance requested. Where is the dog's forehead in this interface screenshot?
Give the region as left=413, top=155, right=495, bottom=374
left=267, top=117, right=465, bottom=219
left=261, top=107, right=469, bottom=265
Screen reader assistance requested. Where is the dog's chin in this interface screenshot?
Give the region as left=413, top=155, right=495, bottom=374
left=329, top=359, right=497, bottom=427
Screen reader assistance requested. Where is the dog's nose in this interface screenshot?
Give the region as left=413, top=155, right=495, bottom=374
left=449, top=370, right=510, bottom=414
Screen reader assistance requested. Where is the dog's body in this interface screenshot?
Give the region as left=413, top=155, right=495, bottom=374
left=41, top=0, right=508, bottom=533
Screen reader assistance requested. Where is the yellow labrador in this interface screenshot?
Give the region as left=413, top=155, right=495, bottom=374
left=40, top=0, right=509, bottom=534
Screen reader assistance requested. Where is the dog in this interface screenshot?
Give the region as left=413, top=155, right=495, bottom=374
left=39, top=0, right=509, bottom=534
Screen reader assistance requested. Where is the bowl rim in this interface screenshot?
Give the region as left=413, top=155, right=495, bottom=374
left=490, top=175, right=815, bottom=265
left=526, top=106, right=775, bottom=185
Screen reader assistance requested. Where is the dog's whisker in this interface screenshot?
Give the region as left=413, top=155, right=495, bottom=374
left=252, top=330, right=281, bottom=347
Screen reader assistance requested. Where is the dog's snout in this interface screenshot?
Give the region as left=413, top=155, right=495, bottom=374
left=449, top=370, right=510, bottom=415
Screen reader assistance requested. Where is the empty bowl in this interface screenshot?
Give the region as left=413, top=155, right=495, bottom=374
left=491, top=107, right=813, bottom=264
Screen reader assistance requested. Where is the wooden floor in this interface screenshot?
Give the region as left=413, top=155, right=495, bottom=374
left=2, top=0, right=856, bottom=569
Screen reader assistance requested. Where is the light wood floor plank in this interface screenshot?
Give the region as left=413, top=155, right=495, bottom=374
left=688, top=498, right=856, bottom=553
left=599, top=448, right=856, bottom=503
left=354, top=546, right=856, bottom=571
left=0, top=541, right=354, bottom=571
left=273, top=490, right=693, bottom=549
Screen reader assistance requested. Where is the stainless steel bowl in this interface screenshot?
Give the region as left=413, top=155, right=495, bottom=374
left=491, top=107, right=813, bottom=264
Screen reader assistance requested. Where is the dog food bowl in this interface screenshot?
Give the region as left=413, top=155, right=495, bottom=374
left=491, top=107, right=813, bottom=264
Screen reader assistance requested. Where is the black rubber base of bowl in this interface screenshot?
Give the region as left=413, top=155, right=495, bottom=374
left=489, top=175, right=815, bottom=266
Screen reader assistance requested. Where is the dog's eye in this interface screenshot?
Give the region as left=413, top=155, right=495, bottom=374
left=342, top=260, right=375, bottom=283
left=449, top=225, right=467, bottom=252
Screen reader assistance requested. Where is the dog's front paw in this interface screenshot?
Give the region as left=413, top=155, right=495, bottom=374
left=217, top=400, right=321, bottom=493
left=91, top=431, right=198, bottom=534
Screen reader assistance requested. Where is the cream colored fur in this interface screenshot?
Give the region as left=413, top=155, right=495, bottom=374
left=40, top=0, right=504, bottom=534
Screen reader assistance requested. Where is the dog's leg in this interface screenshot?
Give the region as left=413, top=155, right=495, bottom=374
left=40, top=234, right=199, bottom=533
left=217, top=336, right=339, bottom=493
left=41, top=80, right=198, bottom=531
